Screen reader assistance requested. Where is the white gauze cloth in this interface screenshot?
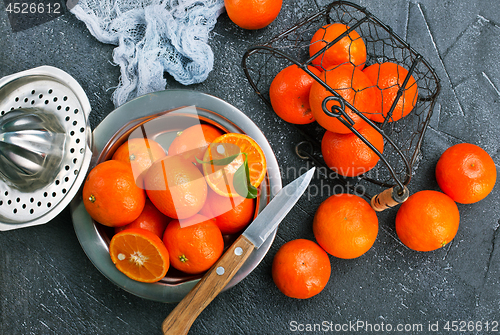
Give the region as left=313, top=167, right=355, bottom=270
left=71, top=0, right=225, bottom=107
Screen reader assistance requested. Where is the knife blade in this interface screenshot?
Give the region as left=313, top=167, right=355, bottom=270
left=242, top=166, right=316, bottom=249
left=162, top=167, right=315, bottom=335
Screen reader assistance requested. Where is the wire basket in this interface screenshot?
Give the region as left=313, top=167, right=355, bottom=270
left=242, top=1, right=441, bottom=211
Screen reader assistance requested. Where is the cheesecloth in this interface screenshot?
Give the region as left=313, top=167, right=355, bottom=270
left=71, top=0, right=225, bottom=107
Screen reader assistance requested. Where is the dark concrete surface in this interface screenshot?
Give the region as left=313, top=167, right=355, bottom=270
left=1, top=0, right=500, bottom=334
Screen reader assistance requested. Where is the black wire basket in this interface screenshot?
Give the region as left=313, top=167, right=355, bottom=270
left=242, top=1, right=441, bottom=211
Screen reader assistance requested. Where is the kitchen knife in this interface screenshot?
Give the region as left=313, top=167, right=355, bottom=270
left=162, top=167, right=316, bottom=335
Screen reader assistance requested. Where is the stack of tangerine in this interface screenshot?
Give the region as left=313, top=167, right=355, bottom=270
left=82, top=124, right=267, bottom=283
left=270, top=23, right=419, bottom=178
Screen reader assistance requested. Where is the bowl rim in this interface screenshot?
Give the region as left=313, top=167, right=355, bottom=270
left=70, top=89, right=282, bottom=303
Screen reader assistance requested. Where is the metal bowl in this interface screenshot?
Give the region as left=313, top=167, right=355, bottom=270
left=70, top=90, right=282, bottom=303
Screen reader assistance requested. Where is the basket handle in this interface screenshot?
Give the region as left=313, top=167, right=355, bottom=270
left=371, top=186, right=409, bottom=212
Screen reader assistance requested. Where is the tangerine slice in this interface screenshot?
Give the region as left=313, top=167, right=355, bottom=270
left=202, top=133, right=267, bottom=198
left=109, top=228, right=170, bottom=283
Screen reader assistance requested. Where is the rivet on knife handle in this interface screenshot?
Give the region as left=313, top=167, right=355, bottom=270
left=162, top=234, right=255, bottom=335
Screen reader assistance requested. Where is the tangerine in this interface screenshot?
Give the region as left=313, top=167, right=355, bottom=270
left=313, top=193, right=378, bottom=259
left=168, top=124, right=223, bottom=168
left=202, top=133, right=266, bottom=198
left=109, top=228, right=170, bottom=283
left=309, top=23, right=367, bottom=70
left=199, top=188, right=255, bottom=235
left=435, top=143, right=497, bottom=204
left=269, top=64, right=321, bottom=124
left=144, top=155, right=207, bottom=219
left=363, top=62, right=418, bottom=123
left=112, top=138, right=166, bottom=186
left=162, top=214, right=224, bottom=274
left=321, top=125, right=384, bottom=177
left=272, top=239, right=331, bottom=299
left=224, top=0, right=282, bottom=30
left=115, top=199, right=171, bottom=238
left=395, top=190, right=460, bottom=252
left=82, top=160, right=146, bottom=227
left=309, top=64, right=381, bottom=134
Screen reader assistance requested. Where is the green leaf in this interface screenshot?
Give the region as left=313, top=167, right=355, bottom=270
left=195, top=152, right=240, bottom=166
left=233, top=154, right=258, bottom=199
left=246, top=183, right=259, bottom=199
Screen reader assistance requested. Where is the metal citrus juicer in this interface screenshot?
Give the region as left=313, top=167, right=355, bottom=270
left=0, top=66, right=92, bottom=231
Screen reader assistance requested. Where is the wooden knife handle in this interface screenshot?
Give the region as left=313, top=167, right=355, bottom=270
left=162, top=234, right=255, bottom=335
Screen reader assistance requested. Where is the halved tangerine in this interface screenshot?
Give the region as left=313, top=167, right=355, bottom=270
left=202, top=133, right=267, bottom=198
left=109, top=228, right=170, bottom=283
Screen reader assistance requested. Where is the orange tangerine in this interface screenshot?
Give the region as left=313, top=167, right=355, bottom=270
left=202, top=133, right=267, bottom=198
left=109, top=228, right=170, bottom=283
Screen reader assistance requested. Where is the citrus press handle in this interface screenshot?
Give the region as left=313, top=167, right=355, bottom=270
left=370, top=186, right=410, bottom=212
left=162, top=235, right=254, bottom=335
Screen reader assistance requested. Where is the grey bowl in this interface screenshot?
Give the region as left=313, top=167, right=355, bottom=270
left=70, top=89, right=282, bottom=303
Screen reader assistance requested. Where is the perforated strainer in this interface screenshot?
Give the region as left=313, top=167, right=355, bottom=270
left=0, top=66, right=92, bottom=230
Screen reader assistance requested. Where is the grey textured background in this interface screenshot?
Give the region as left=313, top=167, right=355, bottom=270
left=1, top=0, right=500, bottom=334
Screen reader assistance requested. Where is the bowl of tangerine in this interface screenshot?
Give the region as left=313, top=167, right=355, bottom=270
left=70, top=89, right=282, bottom=303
